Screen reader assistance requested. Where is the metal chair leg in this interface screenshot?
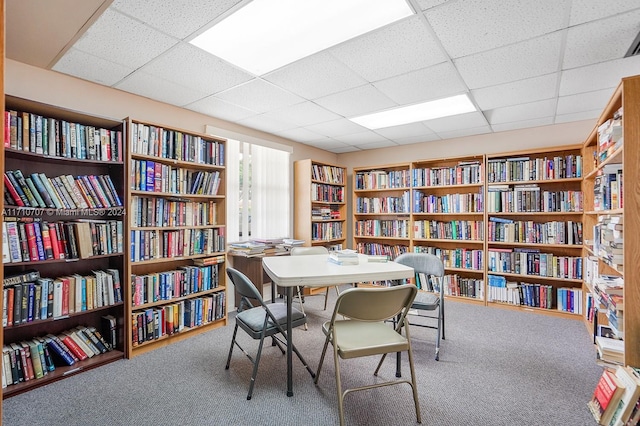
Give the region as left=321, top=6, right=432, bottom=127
left=247, top=333, right=267, bottom=400
left=225, top=324, right=239, bottom=369
left=295, top=286, right=308, bottom=330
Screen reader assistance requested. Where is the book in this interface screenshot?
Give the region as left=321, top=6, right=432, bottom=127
left=608, top=366, right=640, bottom=426
left=589, top=369, right=626, bottom=425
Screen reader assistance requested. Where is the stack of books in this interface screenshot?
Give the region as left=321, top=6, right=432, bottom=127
left=595, top=336, right=624, bottom=366
left=228, top=241, right=266, bottom=257
left=328, top=249, right=359, bottom=265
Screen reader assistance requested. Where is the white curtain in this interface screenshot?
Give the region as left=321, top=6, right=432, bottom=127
left=225, top=139, right=290, bottom=242
left=251, top=144, right=290, bottom=239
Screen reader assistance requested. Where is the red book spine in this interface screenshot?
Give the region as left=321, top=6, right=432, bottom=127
left=24, top=222, right=40, bottom=261
left=61, top=278, right=70, bottom=316
left=4, top=111, right=10, bottom=148
left=59, top=335, right=88, bottom=360
left=47, top=223, right=62, bottom=259
left=4, top=173, right=25, bottom=206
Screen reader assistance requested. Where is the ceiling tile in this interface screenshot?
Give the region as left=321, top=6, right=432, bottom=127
left=373, top=62, right=466, bottom=105
left=395, top=133, right=442, bottom=145
left=563, top=9, right=640, bottom=69
left=337, top=131, right=391, bottom=145
left=235, top=114, right=295, bottom=134
left=559, top=55, right=640, bottom=96
left=263, top=51, right=367, bottom=100
left=416, top=0, right=452, bottom=11
left=556, top=89, right=612, bottom=115
left=305, top=119, right=368, bottom=138
left=306, top=139, right=353, bottom=151
left=71, top=8, right=178, bottom=70
left=486, top=99, right=556, bottom=125
left=52, top=48, right=134, bottom=86
left=491, top=117, right=554, bottom=133
left=314, top=84, right=397, bottom=118
left=331, top=145, right=362, bottom=153
left=215, top=78, right=306, bottom=114
left=274, top=127, right=325, bottom=143
left=354, top=140, right=399, bottom=150
left=426, top=0, right=569, bottom=58
left=435, top=125, right=492, bottom=140
left=140, top=43, right=253, bottom=94
left=555, top=110, right=600, bottom=124
left=330, top=15, right=447, bottom=82
left=115, top=71, right=207, bottom=106
left=569, top=0, right=640, bottom=25
left=455, top=32, right=564, bottom=89
left=112, top=0, right=243, bottom=39
left=471, top=74, right=558, bottom=110
left=423, top=111, right=488, bottom=133
left=185, top=96, right=257, bottom=122
left=373, top=122, right=434, bottom=140
left=262, top=102, right=342, bottom=128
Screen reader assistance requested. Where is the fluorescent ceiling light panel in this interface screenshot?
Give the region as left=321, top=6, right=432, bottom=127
left=350, top=94, right=477, bottom=129
left=189, top=0, right=414, bottom=75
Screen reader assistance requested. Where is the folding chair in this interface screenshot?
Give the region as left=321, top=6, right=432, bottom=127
left=225, top=267, right=315, bottom=400
left=314, top=284, right=421, bottom=426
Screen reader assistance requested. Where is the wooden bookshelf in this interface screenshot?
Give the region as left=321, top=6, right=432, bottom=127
left=582, top=75, right=640, bottom=368
left=125, top=119, right=227, bottom=357
left=3, top=96, right=127, bottom=396
left=411, top=155, right=485, bottom=303
left=294, top=159, right=347, bottom=295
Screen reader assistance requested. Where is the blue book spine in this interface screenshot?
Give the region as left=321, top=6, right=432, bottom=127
left=27, top=284, right=36, bottom=322
left=45, top=338, right=75, bottom=365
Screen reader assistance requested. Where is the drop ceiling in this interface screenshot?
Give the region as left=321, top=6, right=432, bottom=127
left=6, top=0, right=640, bottom=153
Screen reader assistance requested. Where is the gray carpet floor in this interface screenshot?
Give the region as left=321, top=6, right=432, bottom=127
left=2, top=287, right=603, bottom=426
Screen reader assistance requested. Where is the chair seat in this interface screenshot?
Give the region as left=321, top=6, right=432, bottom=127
left=322, top=320, right=409, bottom=359
left=411, top=291, right=439, bottom=310
left=237, top=303, right=306, bottom=339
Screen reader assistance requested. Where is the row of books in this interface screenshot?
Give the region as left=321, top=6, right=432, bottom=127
left=594, top=214, right=624, bottom=272
left=413, top=219, right=484, bottom=241
left=131, top=264, right=222, bottom=307
left=3, top=269, right=123, bottom=326
left=486, top=274, right=582, bottom=312
left=588, top=365, right=640, bottom=426
left=130, top=196, right=219, bottom=228
left=131, top=122, right=224, bottom=166
left=311, top=183, right=344, bottom=203
left=311, top=164, right=344, bottom=185
left=2, top=323, right=116, bottom=389
left=412, top=161, right=483, bottom=187
left=130, top=228, right=225, bottom=262
left=131, top=159, right=222, bottom=195
left=356, top=242, right=408, bottom=259
left=413, top=246, right=483, bottom=271
left=3, top=109, right=123, bottom=162
left=3, top=218, right=124, bottom=263
left=355, top=192, right=411, bottom=214
left=487, top=249, right=583, bottom=280
left=428, top=274, right=484, bottom=300
left=594, top=164, right=623, bottom=211
left=4, top=170, right=123, bottom=209
left=487, top=186, right=583, bottom=213
left=354, top=219, right=410, bottom=239
left=355, top=169, right=412, bottom=190
left=311, top=206, right=341, bottom=221
left=131, top=293, right=226, bottom=346
left=312, top=221, right=344, bottom=241
left=413, top=190, right=484, bottom=214
left=486, top=154, right=582, bottom=183
left=487, top=218, right=583, bottom=245
left=596, top=107, right=623, bottom=163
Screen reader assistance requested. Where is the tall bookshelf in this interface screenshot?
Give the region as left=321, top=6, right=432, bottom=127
left=582, top=75, right=640, bottom=368
left=411, top=155, right=485, bottom=302
left=3, top=96, right=127, bottom=397
left=485, top=146, right=584, bottom=317
left=126, top=119, right=227, bottom=357
left=352, top=163, right=412, bottom=260
left=294, top=159, right=347, bottom=296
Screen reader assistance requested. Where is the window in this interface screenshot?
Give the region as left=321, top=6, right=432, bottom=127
left=226, top=139, right=291, bottom=242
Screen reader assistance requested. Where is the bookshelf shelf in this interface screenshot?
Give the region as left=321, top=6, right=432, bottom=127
left=126, top=118, right=227, bottom=358
left=581, top=75, right=640, bottom=369
left=3, top=96, right=127, bottom=396
left=294, top=159, right=347, bottom=252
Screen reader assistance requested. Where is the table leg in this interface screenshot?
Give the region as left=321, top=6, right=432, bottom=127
left=286, top=286, right=293, bottom=397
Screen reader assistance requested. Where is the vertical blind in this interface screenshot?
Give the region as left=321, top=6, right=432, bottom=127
left=226, top=139, right=291, bottom=242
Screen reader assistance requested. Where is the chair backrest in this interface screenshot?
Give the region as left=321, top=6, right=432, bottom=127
left=290, top=246, right=329, bottom=256
left=227, top=267, right=265, bottom=306
left=333, top=285, right=417, bottom=323
left=395, top=253, right=445, bottom=294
